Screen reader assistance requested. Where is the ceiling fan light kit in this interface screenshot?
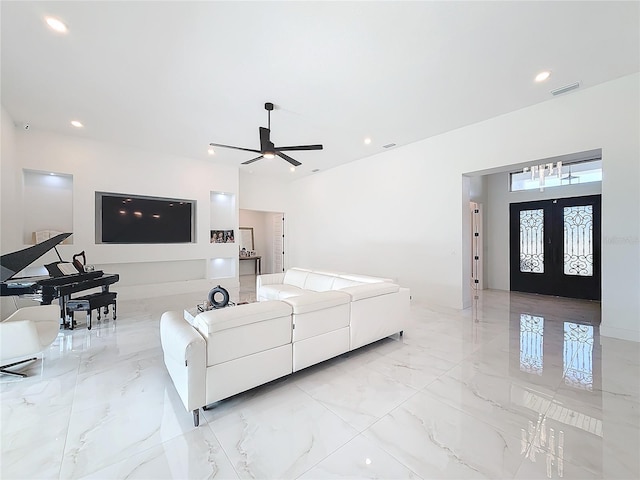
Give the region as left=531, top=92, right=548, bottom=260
left=209, top=102, right=323, bottom=167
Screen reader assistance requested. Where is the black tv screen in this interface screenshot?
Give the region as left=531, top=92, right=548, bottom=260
left=97, top=192, right=195, bottom=244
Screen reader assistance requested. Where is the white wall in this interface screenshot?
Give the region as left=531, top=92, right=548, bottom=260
left=2, top=121, right=240, bottom=301
left=22, top=170, right=73, bottom=244
left=486, top=169, right=602, bottom=291
left=239, top=171, right=290, bottom=213
left=283, top=74, right=640, bottom=342
left=1, top=107, right=21, bottom=252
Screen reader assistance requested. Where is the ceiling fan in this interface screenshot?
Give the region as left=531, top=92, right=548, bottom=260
left=209, top=102, right=323, bottom=167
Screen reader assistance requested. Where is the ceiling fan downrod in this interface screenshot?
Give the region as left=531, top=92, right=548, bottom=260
left=265, top=102, right=273, bottom=130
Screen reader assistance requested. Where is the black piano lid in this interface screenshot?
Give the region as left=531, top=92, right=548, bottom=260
left=0, top=233, right=72, bottom=282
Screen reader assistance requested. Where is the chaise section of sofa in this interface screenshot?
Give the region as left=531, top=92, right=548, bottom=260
left=160, top=300, right=293, bottom=426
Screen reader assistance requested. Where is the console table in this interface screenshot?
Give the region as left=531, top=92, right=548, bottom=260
left=240, top=255, right=262, bottom=275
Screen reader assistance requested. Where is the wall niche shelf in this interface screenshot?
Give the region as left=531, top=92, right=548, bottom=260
left=210, top=191, right=236, bottom=242
left=208, top=257, right=236, bottom=280
left=22, top=169, right=73, bottom=245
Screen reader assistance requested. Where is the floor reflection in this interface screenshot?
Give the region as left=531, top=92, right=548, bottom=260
left=508, top=293, right=603, bottom=478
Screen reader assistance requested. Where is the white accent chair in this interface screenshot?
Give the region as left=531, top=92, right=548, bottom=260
left=0, top=304, right=59, bottom=377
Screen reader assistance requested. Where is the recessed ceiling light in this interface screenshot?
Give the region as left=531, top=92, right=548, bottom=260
left=70, top=120, right=83, bottom=128
left=364, top=137, right=372, bottom=145
left=45, top=16, right=68, bottom=33
left=207, top=147, right=215, bottom=155
left=289, top=166, right=296, bottom=172
left=535, top=71, right=551, bottom=82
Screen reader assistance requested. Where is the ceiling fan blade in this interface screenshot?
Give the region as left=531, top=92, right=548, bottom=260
left=277, top=152, right=302, bottom=167
left=241, top=155, right=264, bottom=165
left=209, top=142, right=261, bottom=154
left=276, top=144, right=323, bottom=152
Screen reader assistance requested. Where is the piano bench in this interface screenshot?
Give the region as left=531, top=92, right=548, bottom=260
left=66, top=292, right=117, bottom=330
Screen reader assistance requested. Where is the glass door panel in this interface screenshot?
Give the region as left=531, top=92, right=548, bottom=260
left=563, top=205, right=594, bottom=277
left=520, top=209, right=545, bottom=273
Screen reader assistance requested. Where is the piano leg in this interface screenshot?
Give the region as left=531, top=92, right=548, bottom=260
left=58, top=297, right=67, bottom=329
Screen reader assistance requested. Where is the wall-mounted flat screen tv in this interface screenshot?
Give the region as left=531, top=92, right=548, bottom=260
left=96, top=192, right=195, bottom=244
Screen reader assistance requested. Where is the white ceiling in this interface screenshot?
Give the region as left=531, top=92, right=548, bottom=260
left=2, top=1, right=638, bottom=180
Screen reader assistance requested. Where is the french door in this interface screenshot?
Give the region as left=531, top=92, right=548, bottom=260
left=509, top=195, right=601, bottom=300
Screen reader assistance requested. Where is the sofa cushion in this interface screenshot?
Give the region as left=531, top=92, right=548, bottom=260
left=303, top=272, right=337, bottom=292
left=194, top=301, right=292, bottom=334
left=281, top=290, right=350, bottom=314
left=284, top=292, right=351, bottom=343
left=337, top=282, right=399, bottom=301
left=332, top=277, right=366, bottom=289
left=283, top=268, right=311, bottom=288
left=259, top=284, right=304, bottom=301
left=194, top=301, right=293, bottom=367
left=339, top=273, right=394, bottom=283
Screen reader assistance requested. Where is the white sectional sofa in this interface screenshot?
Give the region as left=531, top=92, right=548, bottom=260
left=258, top=268, right=409, bottom=350
left=160, top=268, right=409, bottom=426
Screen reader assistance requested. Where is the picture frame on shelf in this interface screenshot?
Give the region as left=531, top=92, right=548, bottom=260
left=239, top=226, right=254, bottom=251
left=210, top=229, right=234, bottom=243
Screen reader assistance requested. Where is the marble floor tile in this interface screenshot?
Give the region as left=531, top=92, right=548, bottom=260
left=294, top=360, right=419, bottom=432
left=513, top=453, right=602, bottom=479
left=204, top=383, right=359, bottom=479
left=78, top=425, right=238, bottom=479
left=364, top=390, right=526, bottom=479
left=298, top=434, right=422, bottom=479
left=427, top=366, right=552, bottom=441
left=1, top=404, right=71, bottom=480
left=2, top=287, right=639, bottom=480
left=359, top=342, right=459, bottom=390
left=59, top=383, right=200, bottom=478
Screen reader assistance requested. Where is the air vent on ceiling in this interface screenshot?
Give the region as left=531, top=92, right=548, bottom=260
left=382, top=143, right=396, bottom=149
left=551, top=82, right=580, bottom=96
left=311, top=169, right=320, bottom=173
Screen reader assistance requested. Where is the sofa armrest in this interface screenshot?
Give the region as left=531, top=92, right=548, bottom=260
left=160, top=311, right=206, bottom=414
left=337, top=282, right=400, bottom=301
left=256, top=272, right=286, bottom=291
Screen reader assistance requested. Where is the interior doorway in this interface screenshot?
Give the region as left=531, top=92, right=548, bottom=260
left=509, top=195, right=601, bottom=300
left=239, top=209, right=285, bottom=276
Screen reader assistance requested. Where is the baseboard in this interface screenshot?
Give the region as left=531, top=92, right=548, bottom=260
left=600, top=324, right=640, bottom=343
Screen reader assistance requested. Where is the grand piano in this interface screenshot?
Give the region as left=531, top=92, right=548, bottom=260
left=1, top=233, right=119, bottom=328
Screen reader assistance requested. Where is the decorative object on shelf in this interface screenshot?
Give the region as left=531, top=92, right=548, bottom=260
left=210, top=230, right=234, bottom=243
left=207, top=285, right=230, bottom=309
left=34, top=230, right=65, bottom=245
left=239, top=227, right=254, bottom=251
left=523, top=161, right=562, bottom=192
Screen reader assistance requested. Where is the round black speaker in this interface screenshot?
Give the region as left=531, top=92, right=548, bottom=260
left=207, top=285, right=230, bottom=309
